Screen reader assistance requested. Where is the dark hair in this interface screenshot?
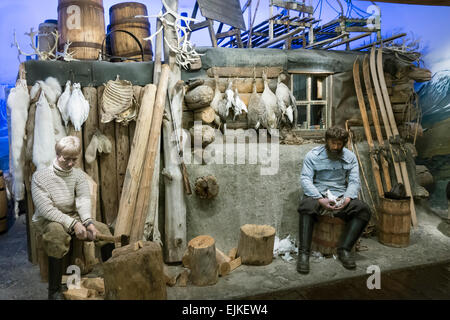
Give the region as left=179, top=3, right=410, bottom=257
left=325, top=126, right=349, bottom=144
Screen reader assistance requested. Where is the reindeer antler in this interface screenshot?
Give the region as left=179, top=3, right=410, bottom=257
left=12, top=27, right=60, bottom=61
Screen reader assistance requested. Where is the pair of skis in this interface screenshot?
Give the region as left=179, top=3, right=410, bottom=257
left=353, top=46, right=417, bottom=228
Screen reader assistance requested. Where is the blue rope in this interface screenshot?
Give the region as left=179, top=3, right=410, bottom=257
left=325, top=0, right=341, bottom=15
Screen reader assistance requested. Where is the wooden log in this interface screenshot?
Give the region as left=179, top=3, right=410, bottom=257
left=129, top=65, right=170, bottom=242
left=229, top=257, right=242, bottom=272
left=103, top=241, right=166, bottom=300
left=163, top=265, right=178, bottom=287
left=82, top=87, right=102, bottom=222
left=193, top=107, right=215, bottom=124
left=184, top=85, right=214, bottom=110
left=114, top=84, right=157, bottom=237
left=189, top=124, right=216, bottom=148
left=206, top=67, right=283, bottom=78
left=63, top=288, right=100, bottom=300
left=216, top=248, right=231, bottom=276
left=81, top=277, right=105, bottom=295
left=115, top=122, right=129, bottom=203
left=228, top=247, right=238, bottom=260
left=97, top=86, right=118, bottom=226
left=182, top=249, right=190, bottom=268
left=187, top=235, right=219, bottom=286
left=237, top=224, right=275, bottom=266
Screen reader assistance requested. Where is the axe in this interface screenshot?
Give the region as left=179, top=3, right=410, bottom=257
left=86, top=231, right=130, bottom=247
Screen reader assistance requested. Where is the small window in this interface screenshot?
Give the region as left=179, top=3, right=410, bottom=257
left=290, top=73, right=332, bottom=130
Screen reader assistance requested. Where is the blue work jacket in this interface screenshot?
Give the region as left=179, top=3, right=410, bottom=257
left=300, top=145, right=360, bottom=200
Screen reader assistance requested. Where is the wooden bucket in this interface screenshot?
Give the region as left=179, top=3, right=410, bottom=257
left=109, top=2, right=152, bottom=62
left=0, top=170, right=8, bottom=234
left=38, top=20, right=58, bottom=55
left=57, top=0, right=106, bottom=60
left=311, top=215, right=346, bottom=256
left=377, top=197, right=411, bottom=248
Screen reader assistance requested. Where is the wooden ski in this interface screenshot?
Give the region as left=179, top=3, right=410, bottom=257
left=369, top=46, right=403, bottom=185
left=376, top=47, right=418, bottom=228
left=353, top=58, right=384, bottom=198
left=362, top=55, right=392, bottom=192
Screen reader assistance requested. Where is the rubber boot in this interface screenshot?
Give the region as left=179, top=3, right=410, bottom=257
left=337, top=218, right=368, bottom=270
left=101, top=243, right=115, bottom=262
left=297, top=214, right=315, bottom=274
left=48, top=256, right=64, bottom=300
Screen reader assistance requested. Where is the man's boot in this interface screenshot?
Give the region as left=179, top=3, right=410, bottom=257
left=297, top=214, right=315, bottom=274
left=101, top=243, right=115, bottom=262
left=48, top=256, right=64, bottom=300
left=337, top=218, right=367, bottom=270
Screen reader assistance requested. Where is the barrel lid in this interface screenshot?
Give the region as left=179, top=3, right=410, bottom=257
left=109, top=2, right=147, bottom=13
left=44, top=19, right=58, bottom=24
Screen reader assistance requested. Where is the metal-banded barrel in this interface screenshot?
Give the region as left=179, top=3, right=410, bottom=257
left=58, top=0, right=106, bottom=60
left=311, top=215, right=347, bottom=256
left=377, top=197, right=411, bottom=248
left=38, top=20, right=58, bottom=56
left=109, top=2, right=152, bottom=62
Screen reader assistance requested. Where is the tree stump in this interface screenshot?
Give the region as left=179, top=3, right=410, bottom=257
left=194, top=175, right=219, bottom=199
left=194, top=107, right=215, bottom=124
left=187, top=235, right=218, bottom=286
left=103, top=241, right=166, bottom=300
left=237, top=224, right=276, bottom=266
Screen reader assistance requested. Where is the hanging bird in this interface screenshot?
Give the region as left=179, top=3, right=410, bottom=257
left=276, top=73, right=296, bottom=126
left=247, top=78, right=264, bottom=130
left=57, top=80, right=71, bottom=127
left=217, top=79, right=235, bottom=133
left=210, top=75, right=223, bottom=128
left=225, top=79, right=235, bottom=113
left=67, top=83, right=90, bottom=131
left=260, top=71, right=278, bottom=135
left=232, top=87, right=248, bottom=120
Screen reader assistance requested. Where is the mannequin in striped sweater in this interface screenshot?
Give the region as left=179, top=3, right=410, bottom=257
left=31, top=136, right=114, bottom=300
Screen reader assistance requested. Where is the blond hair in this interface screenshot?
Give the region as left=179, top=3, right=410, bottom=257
left=55, top=136, right=81, bottom=157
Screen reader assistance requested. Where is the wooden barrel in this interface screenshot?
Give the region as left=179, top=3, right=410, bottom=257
left=38, top=20, right=58, bottom=55
left=377, top=197, right=411, bottom=248
left=311, top=215, right=347, bottom=256
left=109, top=2, right=152, bottom=62
left=57, top=0, right=106, bottom=60
left=0, top=171, right=8, bottom=234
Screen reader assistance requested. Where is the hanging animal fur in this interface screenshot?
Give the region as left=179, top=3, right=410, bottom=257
left=7, top=79, right=30, bottom=201
left=85, top=130, right=112, bottom=164
left=57, top=80, right=71, bottom=127
left=33, top=91, right=56, bottom=170
left=101, top=75, right=135, bottom=124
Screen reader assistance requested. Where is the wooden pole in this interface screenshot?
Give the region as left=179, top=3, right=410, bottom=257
left=353, top=59, right=384, bottom=198
left=362, top=55, right=392, bottom=192
left=114, top=84, right=157, bottom=237
left=130, top=65, right=170, bottom=242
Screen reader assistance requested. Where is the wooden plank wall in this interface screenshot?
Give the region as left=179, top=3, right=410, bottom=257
left=24, top=85, right=143, bottom=263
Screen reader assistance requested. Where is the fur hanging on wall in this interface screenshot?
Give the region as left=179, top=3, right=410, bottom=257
left=33, top=91, right=56, bottom=170
left=7, top=79, right=30, bottom=200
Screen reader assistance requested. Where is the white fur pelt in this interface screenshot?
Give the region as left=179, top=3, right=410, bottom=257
left=51, top=106, right=67, bottom=143
left=7, top=79, right=30, bottom=200
left=35, top=77, right=61, bottom=106
left=33, top=91, right=56, bottom=170
left=67, top=83, right=89, bottom=131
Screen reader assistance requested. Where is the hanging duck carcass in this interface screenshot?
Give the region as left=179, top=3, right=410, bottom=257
left=67, top=83, right=90, bottom=131
left=101, top=75, right=135, bottom=124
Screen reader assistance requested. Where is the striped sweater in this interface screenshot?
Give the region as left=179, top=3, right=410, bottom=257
left=31, top=159, right=92, bottom=232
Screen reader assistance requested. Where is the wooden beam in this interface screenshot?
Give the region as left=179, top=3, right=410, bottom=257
left=258, top=26, right=304, bottom=48
left=322, top=32, right=372, bottom=50
left=353, top=33, right=407, bottom=51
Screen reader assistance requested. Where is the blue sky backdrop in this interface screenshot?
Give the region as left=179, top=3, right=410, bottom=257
left=0, top=0, right=449, bottom=84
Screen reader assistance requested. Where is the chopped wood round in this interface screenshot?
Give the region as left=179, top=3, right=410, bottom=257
left=237, top=224, right=276, bottom=266
left=187, top=235, right=218, bottom=286
left=184, top=85, right=214, bottom=110
left=216, top=248, right=231, bottom=276
left=194, top=107, right=215, bottom=124
left=194, top=175, right=219, bottom=199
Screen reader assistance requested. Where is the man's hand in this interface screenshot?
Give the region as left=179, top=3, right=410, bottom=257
left=73, top=222, right=87, bottom=240
left=318, top=198, right=337, bottom=210
left=334, top=197, right=351, bottom=210
left=86, top=223, right=99, bottom=241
